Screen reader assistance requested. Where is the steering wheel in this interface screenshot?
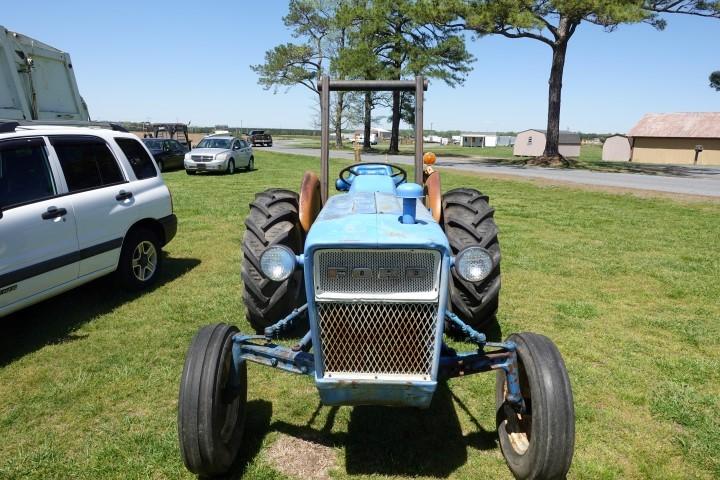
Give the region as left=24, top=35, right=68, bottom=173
left=338, top=162, right=407, bottom=188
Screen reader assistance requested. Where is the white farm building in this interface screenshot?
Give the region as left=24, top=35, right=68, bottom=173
left=460, top=132, right=497, bottom=147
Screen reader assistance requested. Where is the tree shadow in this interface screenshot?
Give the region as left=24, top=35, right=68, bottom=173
left=585, top=161, right=720, bottom=177
left=0, top=256, right=200, bottom=366
left=269, top=383, right=498, bottom=478
left=440, top=157, right=720, bottom=177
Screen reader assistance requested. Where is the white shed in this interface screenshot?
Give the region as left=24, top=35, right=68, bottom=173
left=513, top=129, right=581, bottom=157
left=602, top=135, right=632, bottom=162
left=461, top=132, right=497, bottom=147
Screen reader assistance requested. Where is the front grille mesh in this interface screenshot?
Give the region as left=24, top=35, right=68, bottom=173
left=316, top=302, right=438, bottom=377
left=191, top=155, right=213, bottom=162
left=315, top=249, right=439, bottom=297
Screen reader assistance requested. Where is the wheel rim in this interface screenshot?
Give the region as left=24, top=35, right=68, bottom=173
left=131, top=240, right=157, bottom=282
left=229, top=161, right=235, bottom=173
left=218, top=350, right=240, bottom=443
left=502, top=360, right=532, bottom=455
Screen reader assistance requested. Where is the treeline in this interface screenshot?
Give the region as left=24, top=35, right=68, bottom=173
left=250, top=0, right=718, bottom=161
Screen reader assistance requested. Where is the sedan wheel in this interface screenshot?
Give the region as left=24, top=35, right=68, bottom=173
left=226, top=159, right=235, bottom=175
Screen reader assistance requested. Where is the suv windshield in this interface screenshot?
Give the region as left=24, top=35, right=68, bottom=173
left=197, top=138, right=231, bottom=149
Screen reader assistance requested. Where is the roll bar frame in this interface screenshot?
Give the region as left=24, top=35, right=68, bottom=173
left=317, top=76, right=428, bottom=202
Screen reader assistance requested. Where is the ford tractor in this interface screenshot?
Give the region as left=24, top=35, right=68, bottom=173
left=177, top=77, right=575, bottom=479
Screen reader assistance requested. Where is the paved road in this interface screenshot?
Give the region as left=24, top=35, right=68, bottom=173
left=267, top=140, right=720, bottom=198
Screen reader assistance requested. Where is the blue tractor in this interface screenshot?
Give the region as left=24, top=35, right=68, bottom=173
left=177, top=77, right=575, bottom=479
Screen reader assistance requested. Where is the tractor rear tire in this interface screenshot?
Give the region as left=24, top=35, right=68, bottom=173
left=178, top=323, right=247, bottom=477
left=495, top=333, right=575, bottom=479
left=241, top=189, right=305, bottom=333
left=442, top=188, right=501, bottom=330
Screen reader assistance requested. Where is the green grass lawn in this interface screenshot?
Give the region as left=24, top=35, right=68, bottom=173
left=1, top=151, right=719, bottom=479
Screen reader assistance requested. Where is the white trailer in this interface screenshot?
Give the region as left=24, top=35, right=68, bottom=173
left=0, top=26, right=89, bottom=121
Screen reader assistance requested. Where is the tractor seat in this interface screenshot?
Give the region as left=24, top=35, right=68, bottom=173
left=348, top=174, right=396, bottom=194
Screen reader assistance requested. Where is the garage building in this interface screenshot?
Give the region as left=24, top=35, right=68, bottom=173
left=628, top=112, right=720, bottom=165
left=513, top=129, right=581, bottom=157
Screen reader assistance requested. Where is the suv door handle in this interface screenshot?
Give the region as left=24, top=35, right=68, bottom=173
left=116, top=190, right=133, bottom=201
left=41, top=206, right=67, bottom=220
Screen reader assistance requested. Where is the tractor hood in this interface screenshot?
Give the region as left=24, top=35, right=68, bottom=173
left=304, top=192, right=450, bottom=251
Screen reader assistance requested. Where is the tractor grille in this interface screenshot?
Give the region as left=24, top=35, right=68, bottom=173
left=316, top=302, right=438, bottom=377
left=314, top=249, right=440, bottom=301
left=191, top=155, right=213, bottom=162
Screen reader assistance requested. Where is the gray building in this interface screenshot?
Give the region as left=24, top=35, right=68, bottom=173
left=497, top=135, right=516, bottom=147
left=513, top=129, right=581, bottom=157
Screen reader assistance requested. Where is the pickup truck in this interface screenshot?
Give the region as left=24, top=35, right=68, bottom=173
left=247, top=130, right=272, bottom=147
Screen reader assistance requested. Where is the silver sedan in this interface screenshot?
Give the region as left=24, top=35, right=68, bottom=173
left=184, top=135, right=254, bottom=175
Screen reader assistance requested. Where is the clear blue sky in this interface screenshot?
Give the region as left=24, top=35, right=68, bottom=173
left=3, top=1, right=718, bottom=133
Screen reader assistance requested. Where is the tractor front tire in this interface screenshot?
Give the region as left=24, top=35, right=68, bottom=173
left=241, top=189, right=305, bottom=333
left=178, top=323, right=247, bottom=477
left=442, top=188, right=501, bottom=330
left=495, top=333, right=575, bottom=479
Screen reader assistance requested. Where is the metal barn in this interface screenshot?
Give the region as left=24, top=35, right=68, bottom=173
left=628, top=113, right=720, bottom=165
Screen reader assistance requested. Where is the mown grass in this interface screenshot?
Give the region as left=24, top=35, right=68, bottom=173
left=1, top=151, right=719, bottom=479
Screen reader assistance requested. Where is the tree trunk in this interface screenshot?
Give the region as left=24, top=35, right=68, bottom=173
left=334, top=92, right=344, bottom=148
left=389, top=90, right=401, bottom=154
left=543, top=40, right=568, bottom=159
left=363, top=92, right=372, bottom=151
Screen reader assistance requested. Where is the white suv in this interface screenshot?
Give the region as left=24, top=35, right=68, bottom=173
left=0, top=122, right=177, bottom=318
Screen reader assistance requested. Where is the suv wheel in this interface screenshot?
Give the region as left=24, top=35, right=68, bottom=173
left=226, top=159, right=235, bottom=175
left=117, top=227, right=162, bottom=291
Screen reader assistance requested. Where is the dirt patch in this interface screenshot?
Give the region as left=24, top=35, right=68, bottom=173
left=265, top=433, right=337, bottom=480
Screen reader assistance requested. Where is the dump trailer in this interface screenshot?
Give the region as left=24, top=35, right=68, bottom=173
left=0, top=25, right=89, bottom=121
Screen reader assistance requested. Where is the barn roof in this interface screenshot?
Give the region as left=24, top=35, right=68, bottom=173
left=628, top=112, right=720, bottom=139
left=518, top=129, right=581, bottom=145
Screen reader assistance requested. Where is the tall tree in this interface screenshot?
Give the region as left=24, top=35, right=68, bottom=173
left=710, top=71, right=720, bottom=91
left=338, top=0, right=474, bottom=153
left=444, top=0, right=719, bottom=164
left=252, top=0, right=351, bottom=146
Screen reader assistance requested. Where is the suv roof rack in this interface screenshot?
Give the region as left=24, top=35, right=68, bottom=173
left=0, top=119, right=129, bottom=133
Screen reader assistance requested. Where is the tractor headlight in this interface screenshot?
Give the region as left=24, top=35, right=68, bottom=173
left=455, top=246, right=494, bottom=282
left=260, top=245, right=296, bottom=281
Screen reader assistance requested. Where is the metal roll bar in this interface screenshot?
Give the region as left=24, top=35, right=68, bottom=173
left=318, top=75, right=428, bottom=202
